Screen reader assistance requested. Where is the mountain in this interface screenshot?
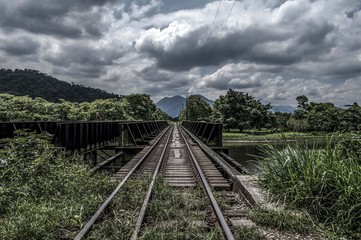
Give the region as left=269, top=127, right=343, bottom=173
left=0, top=68, right=120, bottom=102
left=270, top=105, right=295, bottom=113
left=156, top=95, right=213, bottom=118
left=156, top=95, right=185, bottom=118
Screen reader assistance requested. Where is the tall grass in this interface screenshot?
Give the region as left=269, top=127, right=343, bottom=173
left=259, top=135, right=361, bottom=238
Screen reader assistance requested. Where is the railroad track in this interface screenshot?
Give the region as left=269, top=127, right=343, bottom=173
left=74, top=123, right=251, bottom=239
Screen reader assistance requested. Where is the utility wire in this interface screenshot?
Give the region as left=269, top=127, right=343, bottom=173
left=198, top=0, right=223, bottom=67
left=206, top=0, right=236, bottom=65
left=190, top=0, right=222, bottom=96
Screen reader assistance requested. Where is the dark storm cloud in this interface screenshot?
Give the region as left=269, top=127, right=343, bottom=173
left=136, top=66, right=171, bottom=82
left=53, top=65, right=107, bottom=79
left=159, top=0, right=214, bottom=13
left=0, top=0, right=118, bottom=38
left=137, top=19, right=336, bottom=72
left=321, top=63, right=361, bottom=79
left=143, top=78, right=189, bottom=95
left=103, top=75, right=120, bottom=83
left=0, top=36, right=40, bottom=56
left=45, top=43, right=124, bottom=79
left=137, top=26, right=208, bottom=71
left=45, top=44, right=123, bottom=67
left=346, top=3, right=361, bottom=18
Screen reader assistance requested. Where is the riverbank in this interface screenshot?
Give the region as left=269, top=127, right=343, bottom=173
left=223, top=130, right=320, bottom=141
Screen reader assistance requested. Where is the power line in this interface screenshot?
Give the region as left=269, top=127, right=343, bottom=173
left=198, top=0, right=223, bottom=67
left=206, top=0, right=236, bottom=65
left=190, top=0, right=223, bottom=95
left=189, top=0, right=235, bottom=95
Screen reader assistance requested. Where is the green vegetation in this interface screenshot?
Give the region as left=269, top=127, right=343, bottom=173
left=0, top=68, right=120, bottom=102
left=0, top=93, right=168, bottom=121
left=212, top=89, right=272, bottom=131
left=0, top=131, right=114, bottom=239
left=259, top=136, right=361, bottom=238
left=179, top=95, right=212, bottom=122
left=87, top=175, right=151, bottom=239
left=233, top=227, right=265, bottom=240
left=139, top=177, right=221, bottom=239
left=249, top=208, right=315, bottom=234
left=180, top=89, right=361, bottom=134
left=222, top=129, right=315, bottom=141
left=287, top=95, right=361, bottom=132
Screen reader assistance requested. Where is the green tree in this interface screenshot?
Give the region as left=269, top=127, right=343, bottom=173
left=288, top=95, right=310, bottom=131
left=340, top=103, right=361, bottom=131
left=269, top=112, right=291, bottom=131
left=152, top=108, right=169, bottom=120
left=122, top=94, right=157, bottom=120
left=179, top=95, right=212, bottom=121
left=88, top=99, right=126, bottom=121
left=0, top=93, right=164, bottom=121
left=213, top=89, right=271, bottom=131
left=306, top=102, right=340, bottom=132
left=289, top=95, right=350, bottom=132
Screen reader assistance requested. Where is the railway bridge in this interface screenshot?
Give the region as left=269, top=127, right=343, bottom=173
left=0, top=120, right=262, bottom=239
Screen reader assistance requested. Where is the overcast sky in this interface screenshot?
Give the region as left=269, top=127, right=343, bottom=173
left=1, top=0, right=361, bottom=106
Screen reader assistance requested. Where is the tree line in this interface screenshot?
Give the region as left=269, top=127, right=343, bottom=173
left=180, top=89, right=361, bottom=132
left=0, top=93, right=168, bottom=121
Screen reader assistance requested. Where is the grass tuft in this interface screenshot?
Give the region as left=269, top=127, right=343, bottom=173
left=259, top=135, right=361, bottom=238
left=249, top=207, right=315, bottom=234
left=139, top=177, right=221, bottom=239
left=233, top=227, right=265, bottom=240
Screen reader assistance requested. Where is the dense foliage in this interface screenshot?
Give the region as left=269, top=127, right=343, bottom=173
left=0, top=68, right=120, bottom=102
left=206, top=90, right=361, bottom=133
left=178, top=95, right=213, bottom=121
left=259, top=136, right=361, bottom=238
left=212, top=89, right=272, bottom=131
left=0, top=132, right=114, bottom=239
left=287, top=95, right=361, bottom=132
left=0, top=93, right=168, bottom=121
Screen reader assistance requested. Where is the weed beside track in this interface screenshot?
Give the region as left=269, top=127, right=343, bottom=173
left=139, top=177, right=221, bottom=240
left=86, top=175, right=151, bottom=240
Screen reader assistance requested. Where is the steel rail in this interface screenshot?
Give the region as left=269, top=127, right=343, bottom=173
left=74, top=126, right=171, bottom=240
left=130, top=125, right=174, bottom=240
left=178, top=124, right=235, bottom=240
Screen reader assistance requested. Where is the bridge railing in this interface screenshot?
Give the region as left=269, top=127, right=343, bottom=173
left=0, top=120, right=169, bottom=151
left=181, top=121, right=222, bottom=147
left=0, top=121, right=58, bottom=139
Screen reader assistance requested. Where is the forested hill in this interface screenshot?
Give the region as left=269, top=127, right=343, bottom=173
left=0, top=69, right=120, bottom=102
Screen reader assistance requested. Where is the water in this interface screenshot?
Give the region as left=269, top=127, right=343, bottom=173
left=223, top=142, right=266, bottom=173
left=223, top=138, right=326, bottom=173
